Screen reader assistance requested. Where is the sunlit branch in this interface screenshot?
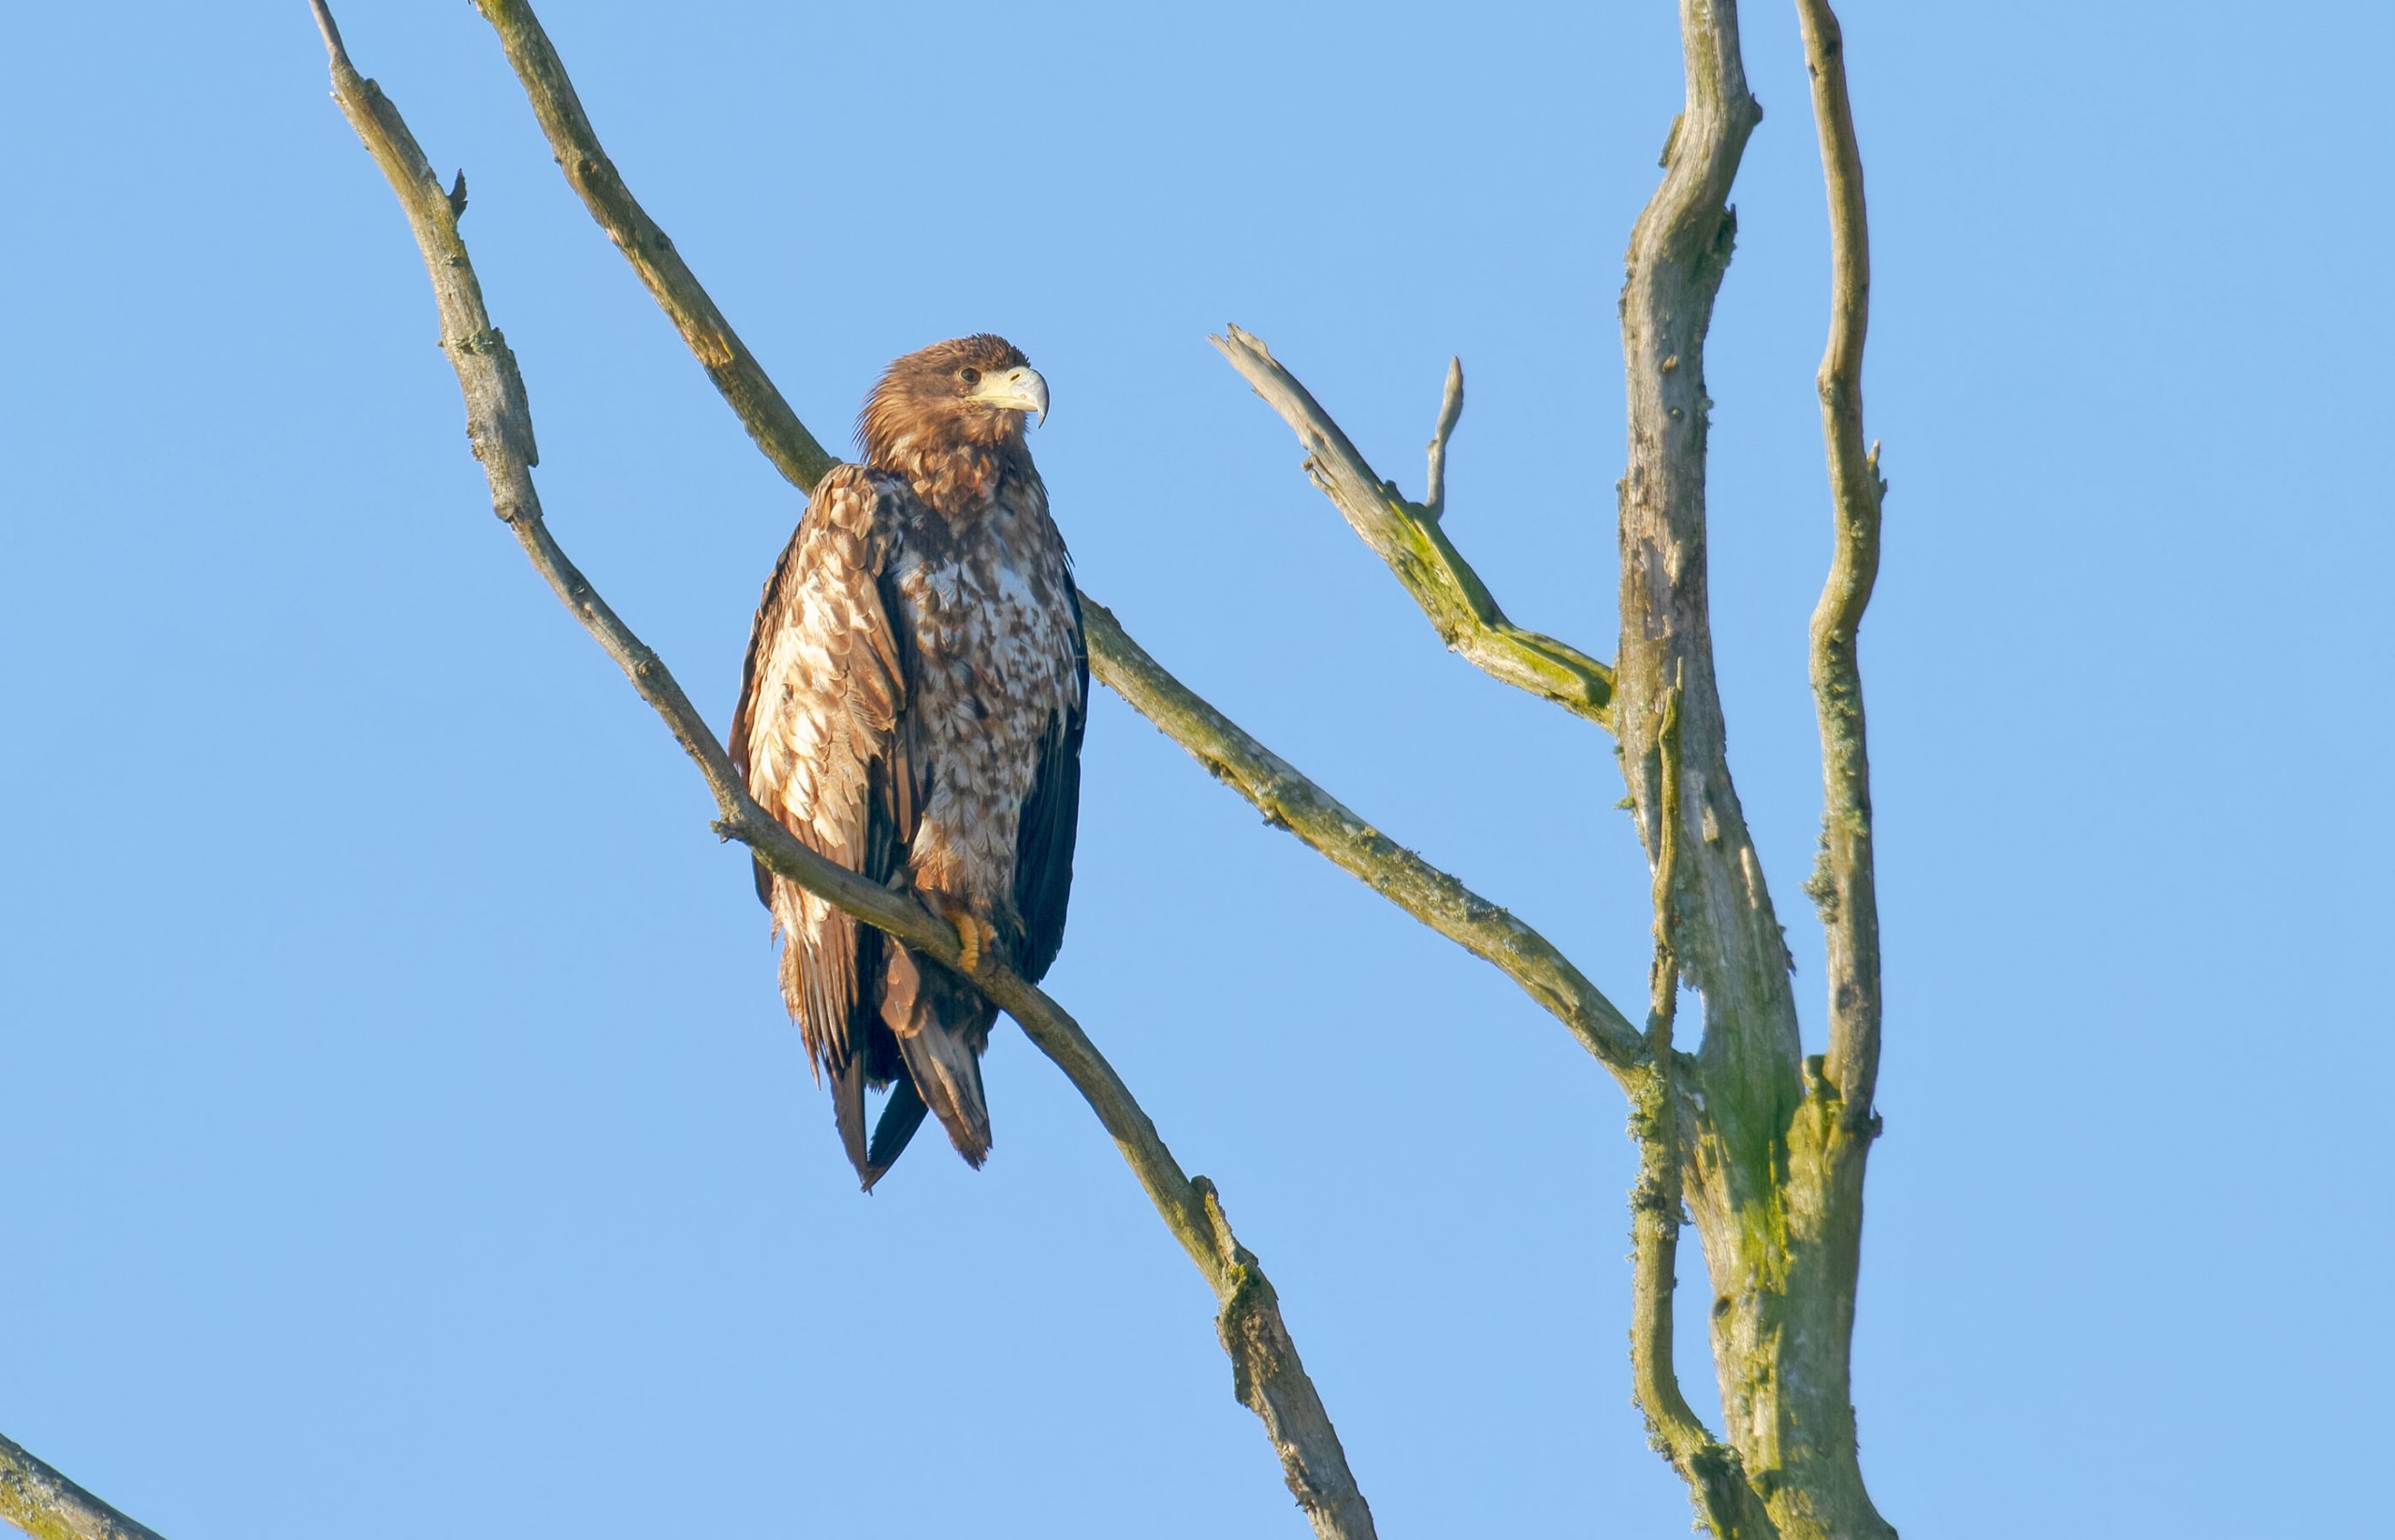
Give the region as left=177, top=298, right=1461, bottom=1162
left=1605, top=0, right=1896, bottom=1532
left=310, top=7, right=1373, bottom=1533
left=1626, top=692, right=1777, bottom=1540
left=467, top=0, right=837, bottom=490
left=0, top=1430, right=167, bottom=1540
left=1794, top=0, right=1887, bottom=1127
left=1615, top=0, right=1790, bottom=1118
left=1422, top=355, right=1463, bottom=518
left=1211, top=326, right=1615, bottom=728
left=1084, top=600, right=1646, bottom=1082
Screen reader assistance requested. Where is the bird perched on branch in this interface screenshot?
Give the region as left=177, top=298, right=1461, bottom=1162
left=731, top=336, right=1086, bottom=1190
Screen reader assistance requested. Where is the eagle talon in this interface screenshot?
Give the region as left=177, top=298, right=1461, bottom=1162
left=923, top=893, right=996, bottom=976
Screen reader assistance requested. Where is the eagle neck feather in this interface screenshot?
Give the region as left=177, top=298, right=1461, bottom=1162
left=873, top=436, right=1039, bottom=522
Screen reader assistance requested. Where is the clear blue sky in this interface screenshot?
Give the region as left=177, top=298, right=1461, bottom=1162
left=5, top=2, right=2388, bottom=1535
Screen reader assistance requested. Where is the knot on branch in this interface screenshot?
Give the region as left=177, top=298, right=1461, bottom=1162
left=1217, top=1259, right=1282, bottom=1409
left=1801, top=833, right=1838, bottom=921
left=1194, top=1176, right=1280, bottom=1407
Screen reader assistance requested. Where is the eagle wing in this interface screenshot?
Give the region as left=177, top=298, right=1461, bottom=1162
left=729, top=465, right=921, bottom=1170
left=1011, top=578, right=1087, bottom=983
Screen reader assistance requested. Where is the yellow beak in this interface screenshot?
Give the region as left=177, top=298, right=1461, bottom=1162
left=969, top=364, right=1049, bottom=425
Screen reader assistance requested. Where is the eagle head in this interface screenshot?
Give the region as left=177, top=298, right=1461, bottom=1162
left=858, top=335, right=1048, bottom=471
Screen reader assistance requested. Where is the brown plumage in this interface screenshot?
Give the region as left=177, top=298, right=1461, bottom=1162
left=730, top=335, right=1086, bottom=1189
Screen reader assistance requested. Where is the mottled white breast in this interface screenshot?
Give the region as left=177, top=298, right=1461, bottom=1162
left=890, top=477, right=1081, bottom=916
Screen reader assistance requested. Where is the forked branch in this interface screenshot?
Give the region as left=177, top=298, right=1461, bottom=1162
left=1211, top=326, right=1616, bottom=728
left=1604, top=0, right=1896, bottom=1532
left=1614, top=0, right=1798, bottom=1148
left=1, top=1431, right=166, bottom=1540
left=1626, top=693, right=1776, bottom=1539
left=309, top=7, right=1372, bottom=1533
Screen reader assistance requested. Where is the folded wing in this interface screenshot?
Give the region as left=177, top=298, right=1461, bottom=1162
left=730, top=465, right=920, bottom=1178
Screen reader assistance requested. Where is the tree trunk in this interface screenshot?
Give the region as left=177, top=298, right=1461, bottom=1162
left=1614, top=3, right=1894, bottom=1535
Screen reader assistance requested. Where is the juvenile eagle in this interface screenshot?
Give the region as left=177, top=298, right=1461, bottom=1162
left=731, top=336, right=1085, bottom=1190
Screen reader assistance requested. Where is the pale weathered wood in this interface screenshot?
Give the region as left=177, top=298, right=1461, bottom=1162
left=469, top=0, right=838, bottom=491
left=1212, top=326, right=1616, bottom=727
left=1083, top=599, right=1646, bottom=1080
left=1609, top=1, right=1894, bottom=1535
left=1796, top=0, right=1887, bottom=1129
left=1627, top=692, right=1779, bottom=1540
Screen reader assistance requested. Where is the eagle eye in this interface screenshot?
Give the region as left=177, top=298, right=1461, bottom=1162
left=958, top=367, right=982, bottom=387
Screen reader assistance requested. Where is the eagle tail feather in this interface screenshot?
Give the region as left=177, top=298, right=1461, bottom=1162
left=880, top=946, right=993, bottom=1169
left=830, top=1053, right=870, bottom=1184
left=894, top=1021, right=991, bottom=1169
left=861, top=1074, right=930, bottom=1191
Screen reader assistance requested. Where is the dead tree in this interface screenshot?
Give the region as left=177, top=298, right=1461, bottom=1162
left=4, top=0, right=1892, bottom=1534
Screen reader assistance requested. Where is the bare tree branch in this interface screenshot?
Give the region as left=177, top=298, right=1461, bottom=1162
left=1211, top=326, right=1616, bottom=729
left=308, top=7, right=1373, bottom=1533
left=1422, top=355, right=1464, bottom=519
left=1083, top=599, right=1647, bottom=1081
left=0, top=1431, right=167, bottom=1540
left=1618, top=0, right=1798, bottom=1508
left=1793, top=0, right=1886, bottom=1128
left=1626, top=692, right=1778, bottom=1540
left=463, top=0, right=837, bottom=490
left=1616, top=0, right=1792, bottom=1183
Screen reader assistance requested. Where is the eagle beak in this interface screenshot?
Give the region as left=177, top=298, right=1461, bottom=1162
left=971, top=364, right=1049, bottom=425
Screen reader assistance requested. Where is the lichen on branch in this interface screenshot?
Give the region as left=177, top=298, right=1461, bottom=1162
left=0, top=1430, right=167, bottom=1540
left=1211, top=325, right=1616, bottom=729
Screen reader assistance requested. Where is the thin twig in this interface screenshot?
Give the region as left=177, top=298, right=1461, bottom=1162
left=1626, top=692, right=1776, bottom=1540
left=1794, top=0, right=1886, bottom=1128
left=0, top=1430, right=167, bottom=1540
left=1422, top=355, right=1463, bottom=519
left=1212, top=327, right=1615, bottom=728
left=310, top=8, right=1374, bottom=1533
left=1084, top=600, right=1646, bottom=1082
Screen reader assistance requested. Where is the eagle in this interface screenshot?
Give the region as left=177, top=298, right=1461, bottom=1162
left=730, top=335, right=1086, bottom=1191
